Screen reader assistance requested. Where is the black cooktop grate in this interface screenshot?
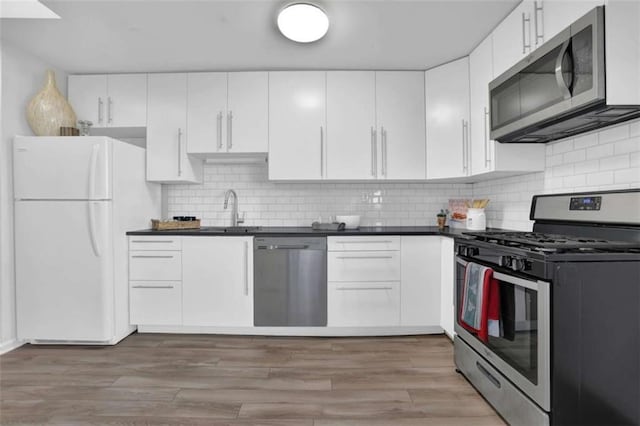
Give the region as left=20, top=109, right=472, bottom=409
left=463, top=231, right=640, bottom=252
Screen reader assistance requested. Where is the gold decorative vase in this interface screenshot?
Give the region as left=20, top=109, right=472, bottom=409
left=26, top=70, right=76, bottom=136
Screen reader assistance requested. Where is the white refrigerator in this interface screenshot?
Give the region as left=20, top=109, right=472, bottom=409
left=14, top=136, right=161, bottom=344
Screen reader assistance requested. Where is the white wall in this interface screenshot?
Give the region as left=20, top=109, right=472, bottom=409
left=474, top=119, right=640, bottom=231
left=167, top=165, right=473, bottom=227
left=0, top=39, right=68, bottom=352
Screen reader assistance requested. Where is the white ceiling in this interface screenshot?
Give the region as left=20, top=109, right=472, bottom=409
left=1, top=0, right=519, bottom=74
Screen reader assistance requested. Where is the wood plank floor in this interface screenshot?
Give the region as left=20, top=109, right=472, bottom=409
left=0, top=333, right=505, bottom=425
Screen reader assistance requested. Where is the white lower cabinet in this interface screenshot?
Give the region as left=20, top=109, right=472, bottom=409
left=400, top=236, right=441, bottom=327
left=129, top=240, right=183, bottom=326
left=182, top=236, right=253, bottom=327
left=440, top=237, right=455, bottom=338
left=327, top=236, right=402, bottom=327
left=129, top=234, right=451, bottom=334
left=130, top=281, right=182, bottom=325
left=328, top=282, right=400, bottom=327
left=128, top=235, right=252, bottom=327
left=327, top=235, right=443, bottom=329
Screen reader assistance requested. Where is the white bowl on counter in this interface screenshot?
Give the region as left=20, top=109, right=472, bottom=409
left=336, top=215, right=361, bottom=229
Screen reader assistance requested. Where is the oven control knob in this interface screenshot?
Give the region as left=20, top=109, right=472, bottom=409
left=458, top=246, right=467, bottom=256
left=468, top=247, right=479, bottom=256
left=512, top=258, right=525, bottom=272
left=499, top=256, right=511, bottom=268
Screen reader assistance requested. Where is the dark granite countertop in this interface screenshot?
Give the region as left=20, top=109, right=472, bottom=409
left=127, top=226, right=506, bottom=238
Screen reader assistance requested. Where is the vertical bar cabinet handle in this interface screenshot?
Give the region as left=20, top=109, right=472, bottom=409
left=217, top=112, right=223, bottom=150
left=320, top=126, right=324, bottom=178
left=107, top=97, right=113, bottom=124
left=177, top=128, right=183, bottom=176
left=228, top=110, right=233, bottom=150
left=484, top=107, right=490, bottom=167
left=370, top=127, right=375, bottom=177
left=243, top=241, right=249, bottom=296
left=98, top=97, right=103, bottom=124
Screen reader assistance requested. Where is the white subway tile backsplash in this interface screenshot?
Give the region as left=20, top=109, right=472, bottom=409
left=562, top=149, right=586, bottom=164
left=167, top=162, right=471, bottom=227
left=472, top=121, right=640, bottom=231
left=587, top=170, right=614, bottom=186
left=552, top=139, right=574, bottom=154
left=573, top=159, right=599, bottom=175
left=613, top=137, right=640, bottom=155
left=586, top=143, right=614, bottom=159
left=600, top=154, right=630, bottom=171
left=598, top=123, right=630, bottom=144
left=573, top=132, right=599, bottom=149
left=614, top=168, right=640, bottom=184
left=562, top=174, right=587, bottom=188
left=551, top=164, right=575, bottom=177
left=547, top=153, right=564, bottom=167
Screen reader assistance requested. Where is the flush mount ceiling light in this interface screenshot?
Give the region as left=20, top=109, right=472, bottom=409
left=277, top=3, right=329, bottom=43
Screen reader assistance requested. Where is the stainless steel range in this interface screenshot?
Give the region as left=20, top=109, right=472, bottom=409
left=453, top=189, right=640, bottom=426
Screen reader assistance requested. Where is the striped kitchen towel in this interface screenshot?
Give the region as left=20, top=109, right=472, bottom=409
left=459, top=262, right=500, bottom=342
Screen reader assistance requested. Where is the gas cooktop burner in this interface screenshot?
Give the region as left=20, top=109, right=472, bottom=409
left=463, top=231, right=640, bottom=253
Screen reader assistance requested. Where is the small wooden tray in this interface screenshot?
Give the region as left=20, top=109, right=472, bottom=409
left=151, top=219, right=201, bottom=230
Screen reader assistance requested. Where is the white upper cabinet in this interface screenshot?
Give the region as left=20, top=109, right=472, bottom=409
left=186, top=72, right=227, bottom=155
left=469, top=35, right=545, bottom=177
left=425, top=57, right=470, bottom=179
left=492, top=0, right=536, bottom=77
left=539, top=0, right=604, bottom=44
left=68, top=75, right=106, bottom=127
left=147, top=73, right=202, bottom=183
left=68, top=74, right=147, bottom=128
left=268, top=71, right=327, bottom=180
left=605, top=0, right=640, bottom=105
left=469, top=36, right=495, bottom=176
left=182, top=237, right=253, bottom=327
left=187, top=72, right=268, bottom=156
left=376, top=71, right=426, bottom=180
left=227, top=72, right=269, bottom=153
left=326, top=71, right=376, bottom=180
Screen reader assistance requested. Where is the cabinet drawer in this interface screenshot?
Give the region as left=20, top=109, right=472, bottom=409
left=129, top=236, right=181, bottom=251
left=328, top=282, right=400, bottom=326
left=129, top=281, right=182, bottom=325
left=129, top=251, right=181, bottom=281
left=328, top=236, right=400, bottom=252
left=328, top=251, right=400, bottom=282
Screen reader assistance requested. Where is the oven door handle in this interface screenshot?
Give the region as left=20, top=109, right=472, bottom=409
left=493, top=271, right=549, bottom=291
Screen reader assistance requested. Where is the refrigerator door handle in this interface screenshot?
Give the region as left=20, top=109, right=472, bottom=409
left=88, top=144, right=100, bottom=200
left=88, top=202, right=101, bottom=257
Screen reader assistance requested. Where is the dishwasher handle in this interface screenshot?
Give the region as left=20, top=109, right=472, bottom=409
left=256, top=244, right=310, bottom=250
left=255, top=237, right=327, bottom=251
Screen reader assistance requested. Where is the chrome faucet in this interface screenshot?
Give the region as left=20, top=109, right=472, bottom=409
left=223, top=189, right=244, bottom=227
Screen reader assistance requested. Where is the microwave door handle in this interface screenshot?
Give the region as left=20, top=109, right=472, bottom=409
left=555, top=40, right=573, bottom=100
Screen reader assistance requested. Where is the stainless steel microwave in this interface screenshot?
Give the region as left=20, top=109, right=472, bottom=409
left=489, top=6, right=640, bottom=143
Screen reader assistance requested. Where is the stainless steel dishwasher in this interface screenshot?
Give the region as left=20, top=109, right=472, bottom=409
left=254, top=237, right=327, bottom=326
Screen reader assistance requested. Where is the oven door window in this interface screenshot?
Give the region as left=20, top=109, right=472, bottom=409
left=488, top=280, right=538, bottom=385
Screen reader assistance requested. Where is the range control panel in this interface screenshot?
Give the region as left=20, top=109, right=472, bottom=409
left=569, top=196, right=602, bottom=211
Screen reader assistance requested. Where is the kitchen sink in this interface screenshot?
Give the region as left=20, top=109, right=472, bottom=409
left=201, top=226, right=262, bottom=233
